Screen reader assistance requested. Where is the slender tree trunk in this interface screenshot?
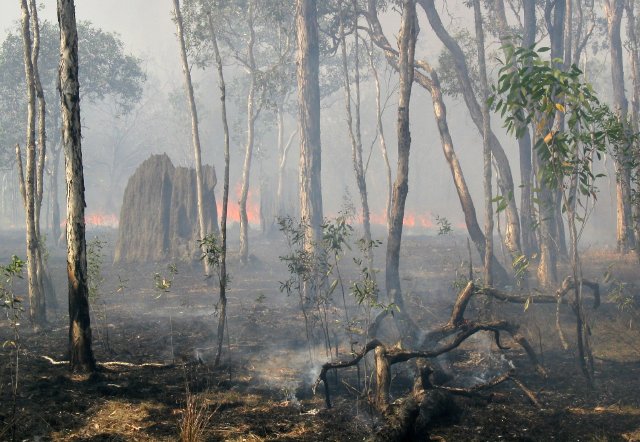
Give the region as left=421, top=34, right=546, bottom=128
left=239, top=0, right=257, bottom=265
left=296, top=0, right=324, bottom=272
left=364, top=0, right=509, bottom=282
left=473, top=0, right=494, bottom=287
left=58, top=0, right=96, bottom=372
left=51, top=141, right=62, bottom=244
left=386, top=0, right=419, bottom=345
left=606, top=0, right=636, bottom=253
left=339, top=1, right=373, bottom=269
left=30, top=0, right=57, bottom=313
left=429, top=72, right=509, bottom=283
left=365, top=39, right=392, bottom=231
left=625, top=0, right=640, bottom=261
left=173, top=0, right=210, bottom=274
left=20, top=0, right=45, bottom=327
left=276, top=105, right=296, bottom=218
left=420, top=0, right=522, bottom=260
left=494, top=0, right=538, bottom=257
left=207, top=12, right=229, bottom=367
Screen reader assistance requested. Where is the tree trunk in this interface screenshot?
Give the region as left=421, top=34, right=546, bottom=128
left=386, top=0, right=420, bottom=345
left=365, top=39, right=392, bottom=231
left=58, top=0, right=96, bottom=372
left=50, top=141, right=62, bottom=244
left=239, top=0, right=257, bottom=265
left=30, top=0, right=57, bottom=313
left=419, top=0, right=522, bottom=260
left=20, top=0, right=46, bottom=327
left=276, top=105, right=296, bottom=218
left=363, top=0, right=510, bottom=282
left=429, top=72, right=509, bottom=283
left=625, top=0, right=640, bottom=261
left=473, top=0, right=494, bottom=287
left=296, top=0, right=324, bottom=273
left=173, top=0, right=211, bottom=274
left=339, top=1, right=373, bottom=270
left=607, top=0, right=636, bottom=253
left=207, top=12, right=229, bottom=367
left=493, top=0, right=538, bottom=257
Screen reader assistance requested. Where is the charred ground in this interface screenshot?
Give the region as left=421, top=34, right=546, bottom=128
left=1, top=228, right=640, bottom=441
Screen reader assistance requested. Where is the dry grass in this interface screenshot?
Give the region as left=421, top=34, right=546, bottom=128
left=179, top=390, right=216, bottom=442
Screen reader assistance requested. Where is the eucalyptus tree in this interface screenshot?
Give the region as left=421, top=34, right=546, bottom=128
left=493, top=43, right=627, bottom=384
left=183, top=0, right=295, bottom=264
left=173, top=0, right=211, bottom=275
left=58, top=0, right=96, bottom=372
left=385, top=0, right=420, bottom=344
left=0, top=19, right=145, bottom=243
left=472, top=0, right=494, bottom=287
left=605, top=0, right=635, bottom=252
left=419, top=0, right=523, bottom=261
left=18, top=0, right=47, bottom=326
left=296, top=0, right=324, bottom=277
left=363, top=0, right=510, bottom=285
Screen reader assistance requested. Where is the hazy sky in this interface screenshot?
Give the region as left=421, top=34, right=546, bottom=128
left=0, top=1, right=181, bottom=83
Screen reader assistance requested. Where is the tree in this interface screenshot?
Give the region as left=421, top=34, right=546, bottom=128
left=18, top=0, right=47, bottom=327
left=472, top=0, right=494, bottom=287
left=173, top=0, right=212, bottom=275
left=338, top=0, right=374, bottom=273
left=493, top=43, right=626, bottom=385
left=296, top=0, right=324, bottom=288
left=206, top=7, right=231, bottom=367
left=363, top=0, right=510, bottom=283
left=420, top=0, right=523, bottom=261
left=0, top=19, right=145, bottom=243
left=58, top=0, right=96, bottom=372
left=606, top=0, right=636, bottom=252
left=385, top=0, right=420, bottom=344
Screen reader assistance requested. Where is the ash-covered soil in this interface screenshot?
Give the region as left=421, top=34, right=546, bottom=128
left=1, top=227, right=640, bottom=441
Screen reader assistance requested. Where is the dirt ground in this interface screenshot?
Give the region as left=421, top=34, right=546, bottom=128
left=1, top=227, right=640, bottom=441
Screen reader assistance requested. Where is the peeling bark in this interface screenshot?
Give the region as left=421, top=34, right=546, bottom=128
left=58, top=0, right=96, bottom=372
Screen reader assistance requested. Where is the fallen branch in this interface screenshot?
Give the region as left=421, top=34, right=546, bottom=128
left=42, top=355, right=173, bottom=369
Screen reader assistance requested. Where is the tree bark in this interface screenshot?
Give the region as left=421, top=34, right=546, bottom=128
left=207, top=12, right=229, bottom=367
left=20, top=0, right=46, bottom=327
left=386, top=0, right=420, bottom=345
left=239, top=0, right=257, bottom=265
left=296, top=0, right=324, bottom=273
left=173, top=0, right=212, bottom=275
left=339, top=1, right=373, bottom=270
left=473, top=0, right=494, bottom=287
left=58, top=0, right=96, bottom=372
left=625, top=0, right=640, bottom=261
left=363, top=0, right=510, bottom=282
left=606, top=0, right=636, bottom=253
left=419, top=0, right=522, bottom=260
left=365, top=40, right=392, bottom=231
left=493, top=0, right=538, bottom=257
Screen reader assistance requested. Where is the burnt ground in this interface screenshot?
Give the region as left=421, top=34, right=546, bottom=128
left=1, top=227, right=640, bottom=441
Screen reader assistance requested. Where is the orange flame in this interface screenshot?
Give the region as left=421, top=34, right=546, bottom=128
left=60, top=212, right=119, bottom=228
left=217, top=186, right=261, bottom=226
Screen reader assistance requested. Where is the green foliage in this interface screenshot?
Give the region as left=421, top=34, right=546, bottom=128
left=154, top=262, right=179, bottom=297
left=512, top=253, right=532, bottom=288
left=0, top=20, right=146, bottom=166
left=278, top=205, right=390, bottom=358
left=1, top=256, right=25, bottom=324
left=604, top=265, right=638, bottom=328
left=435, top=215, right=452, bottom=236
left=199, top=233, right=230, bottom=288
left=491, top=42, right=627, bottom=198
left=351, top=238, right=387, bottom=310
